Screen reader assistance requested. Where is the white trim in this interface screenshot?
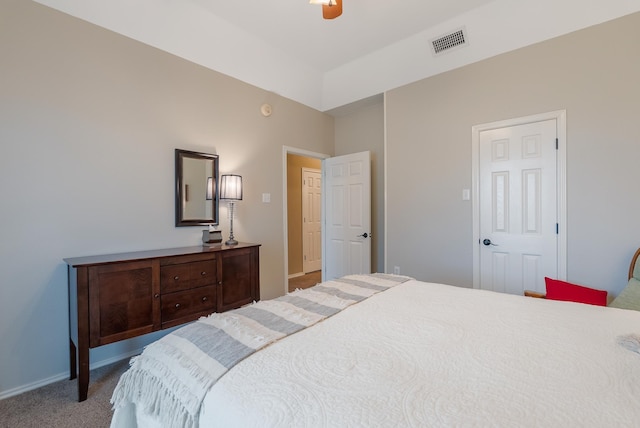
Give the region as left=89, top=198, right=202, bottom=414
left=0, top=348, right=141, bottom=400
left=471, top=110, right=567, bottom=289
left=383, top=92, right=389, bottom=273
left=282, top=146, right=330, bottom=296
left=556, top=111, right=567, bottom=280
left=0, top=372, right=70, bottom=401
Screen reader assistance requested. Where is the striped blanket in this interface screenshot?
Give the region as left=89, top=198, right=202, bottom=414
left=110, top=273, right=412, bottom=428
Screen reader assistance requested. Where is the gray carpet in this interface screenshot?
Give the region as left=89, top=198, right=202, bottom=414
left=0, top=359, right=129, bottom=428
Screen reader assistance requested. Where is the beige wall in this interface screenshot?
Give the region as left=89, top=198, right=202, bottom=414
left=287, top=154, right=322, bottom=275
left=386, top=12, right=640, bottom=293
left=0, top=0, right=333, bottom=396
left=334, top=101, right=386, bottom=273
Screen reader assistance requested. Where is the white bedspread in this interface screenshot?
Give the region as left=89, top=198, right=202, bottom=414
left=198, top=280, right=640, bottom=427
left=111, top=274, right=411, bottom=427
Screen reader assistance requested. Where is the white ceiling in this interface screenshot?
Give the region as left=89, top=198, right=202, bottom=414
left=34, top=0, right=640, bottom=112
left=191, top=0, right=496, bottom=72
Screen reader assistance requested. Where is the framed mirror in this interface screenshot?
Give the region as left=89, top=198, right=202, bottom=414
left=175, top=149, right=219, bottom=227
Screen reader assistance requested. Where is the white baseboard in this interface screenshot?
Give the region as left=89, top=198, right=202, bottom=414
left=0, top=348, right=142, bottom=401
left=0, top=372, right=70, bottom=401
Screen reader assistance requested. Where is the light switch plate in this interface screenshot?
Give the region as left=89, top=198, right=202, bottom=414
left=262, top=193, right=271, bottom=203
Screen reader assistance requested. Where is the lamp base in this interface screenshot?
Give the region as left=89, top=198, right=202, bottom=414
left=225, top=238, right=238, bottom=246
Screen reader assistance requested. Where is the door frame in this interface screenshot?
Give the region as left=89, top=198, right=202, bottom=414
left=471, top=110, right=567, bottom=289
left=282, top=146, right=330, bottom=295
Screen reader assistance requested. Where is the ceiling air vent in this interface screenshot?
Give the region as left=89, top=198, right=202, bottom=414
left=430, top=28, right=468, bottom=56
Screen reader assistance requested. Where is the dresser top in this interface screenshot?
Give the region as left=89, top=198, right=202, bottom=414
left=64, top=243, right=260, bottom=267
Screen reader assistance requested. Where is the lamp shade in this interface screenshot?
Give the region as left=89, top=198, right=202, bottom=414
left=220, top=174, right=243, bottom=201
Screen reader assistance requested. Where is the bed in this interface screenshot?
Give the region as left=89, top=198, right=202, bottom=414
left=110, top=274, right=640, bottom=427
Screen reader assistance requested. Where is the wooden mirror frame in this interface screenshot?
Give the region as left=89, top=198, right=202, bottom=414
left=175, top=149, right=219, bottom=227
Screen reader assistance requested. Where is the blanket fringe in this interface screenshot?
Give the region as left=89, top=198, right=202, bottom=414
left=112, top=364, right=197, bottom=428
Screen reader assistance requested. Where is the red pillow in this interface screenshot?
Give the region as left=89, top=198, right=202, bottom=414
left=544, top=277, right=607, bottom=306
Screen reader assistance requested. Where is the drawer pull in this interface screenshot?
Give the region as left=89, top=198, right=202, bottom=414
left=201, top=271, right=207, bottom=276
left=154, top=293, right=159, bottom=299
left=175, top=303, right=181, bottom=309
left=202, top=296, right=208, bottom=302
left=174, top=276, right=179, bottom=281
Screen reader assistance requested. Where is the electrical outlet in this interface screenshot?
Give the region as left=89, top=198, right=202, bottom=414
left=393, top=266, right=400, bottom=275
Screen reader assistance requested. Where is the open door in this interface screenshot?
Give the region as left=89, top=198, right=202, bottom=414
left=322, top=151, right=372, bottom=280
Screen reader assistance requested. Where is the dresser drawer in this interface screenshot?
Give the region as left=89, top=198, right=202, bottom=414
left=160, top=259, right=216, bottom=293
left=161, top=285, right=217, bottom=328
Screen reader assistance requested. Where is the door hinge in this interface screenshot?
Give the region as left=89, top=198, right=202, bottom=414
left=556, top=223, right=559, bottom=234
left=555, top=138, right=558, bottom=150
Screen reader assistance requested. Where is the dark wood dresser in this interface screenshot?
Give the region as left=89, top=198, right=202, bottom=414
left=64, top=243, right=260, bottom=401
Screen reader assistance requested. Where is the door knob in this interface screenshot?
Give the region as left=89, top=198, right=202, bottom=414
left=358, top=233, right=370, bottom=238
left=482, top=239, right=497, bottom=246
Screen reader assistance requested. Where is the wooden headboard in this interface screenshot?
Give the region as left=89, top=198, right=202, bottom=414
left=629, top=248, right=640, bottom=280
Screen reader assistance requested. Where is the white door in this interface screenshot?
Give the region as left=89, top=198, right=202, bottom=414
left=302, top=168, right=322, bottom=273
left=477, top=118, right=560, bottom=295
left=323, top=151, right=371, bottom=280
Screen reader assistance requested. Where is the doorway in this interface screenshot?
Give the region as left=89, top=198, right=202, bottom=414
left=283, top=147, right=328, bottom=295
left=283, top=147, right=373, bottom=295
left=472, top=110, right=567, bottom=295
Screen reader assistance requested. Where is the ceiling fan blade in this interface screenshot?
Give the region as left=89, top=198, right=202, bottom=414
left=322, top=0, right=342, bottom=19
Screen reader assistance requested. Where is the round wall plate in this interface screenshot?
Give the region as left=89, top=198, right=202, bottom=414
left=260, top=103, right=272, bottom=117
